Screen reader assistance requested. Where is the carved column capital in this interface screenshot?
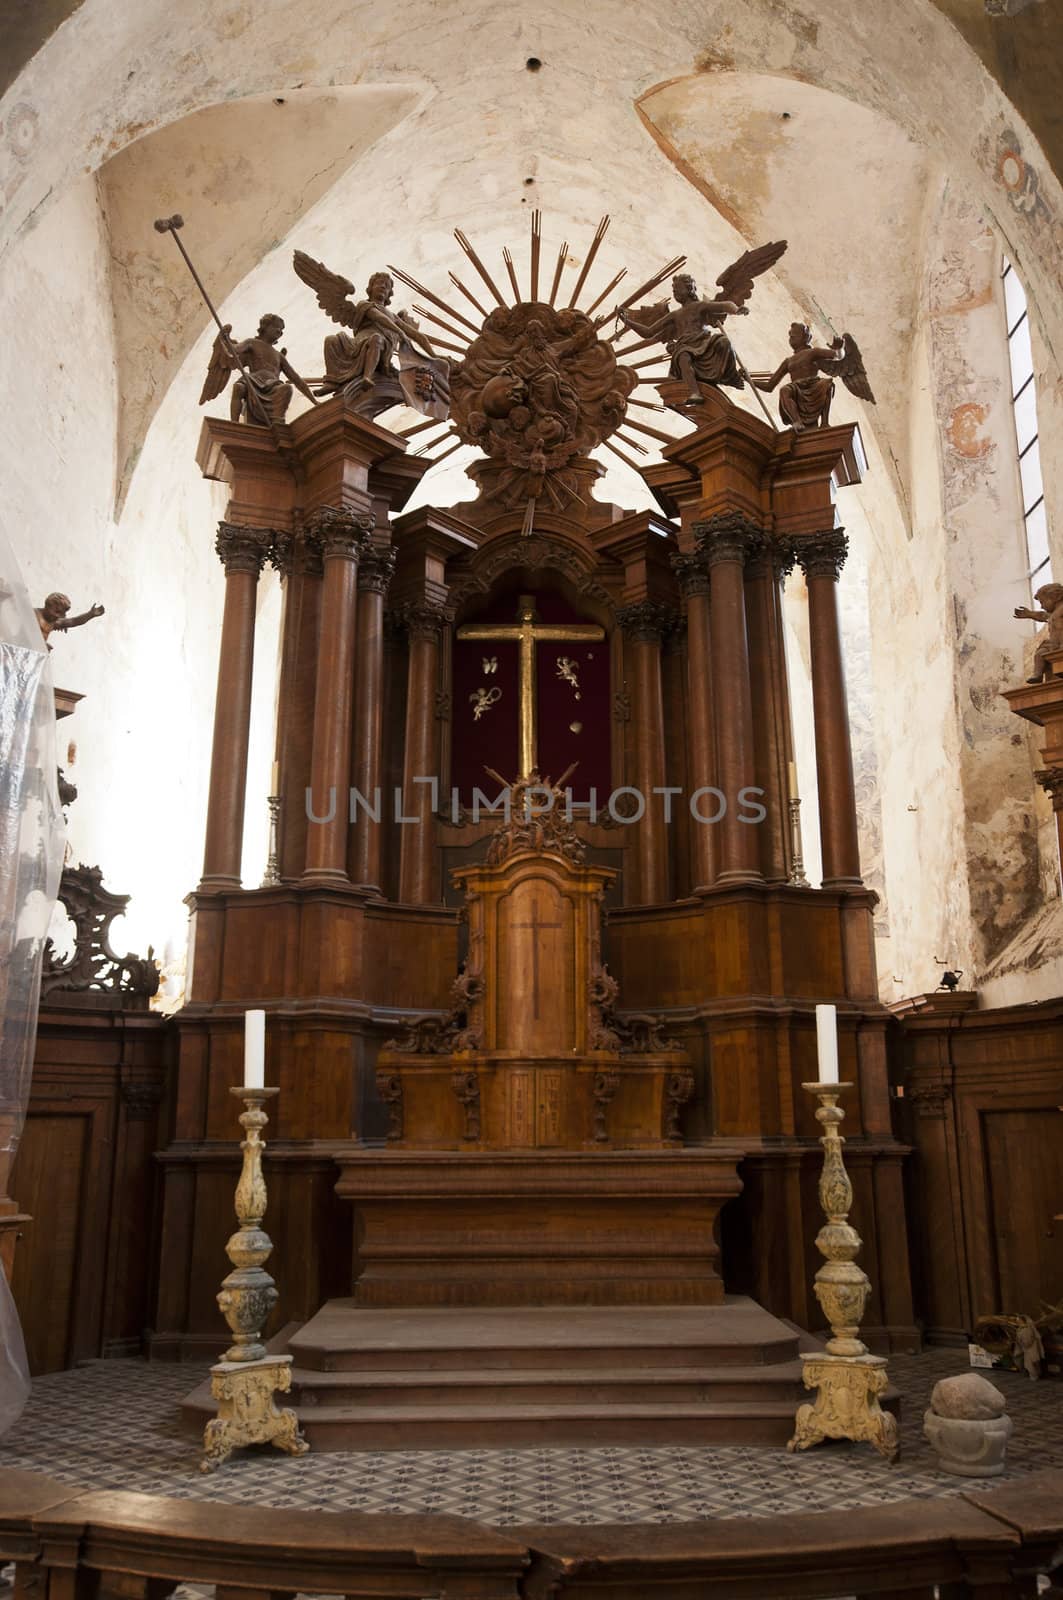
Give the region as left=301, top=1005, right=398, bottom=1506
left=1035, top=766, right=1063, bottom=809
left=215, top=522, right=273, bottom=577
left=693, top=510, right=766, bottom=568
left=671, top=551, right=711, bottom=599
left=303, top=505, right=374, bottom=561
left=796, top=528, right=849, bottom=581
left=358, top=547, right=397, bottom=595
left=616, top=600, right=678, bottom=643
left=396, top=600, right=449, bottom=641
left=268, top=531, right=293, bottom=578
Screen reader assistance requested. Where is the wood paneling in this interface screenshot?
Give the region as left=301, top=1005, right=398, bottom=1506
left=9, top=1006, right=172, bottom=1373
left=895, top=995, right=1063, bottom=1343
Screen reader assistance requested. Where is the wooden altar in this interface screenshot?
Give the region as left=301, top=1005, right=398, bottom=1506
left=154, top=236, right=916, bottom=1389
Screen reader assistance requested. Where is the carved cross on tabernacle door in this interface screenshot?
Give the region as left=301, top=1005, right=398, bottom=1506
left=514, top=893, right=563, bottom=1020
left=456, top=595, right=604, bottom=779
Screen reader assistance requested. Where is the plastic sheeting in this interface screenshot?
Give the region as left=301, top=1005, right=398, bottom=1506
left=0, top=543, right=65, bottom=1435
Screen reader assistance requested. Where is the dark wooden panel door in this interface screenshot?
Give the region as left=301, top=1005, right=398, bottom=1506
left=984, top=1108, right=1063, bottom=1315
left=10, top=1113, right=88, bottom=1373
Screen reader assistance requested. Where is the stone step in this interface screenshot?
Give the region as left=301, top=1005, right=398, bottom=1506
left=294, top=1398, right=804, bottom=1450
left=287, top=1360, right=807, bottom=1410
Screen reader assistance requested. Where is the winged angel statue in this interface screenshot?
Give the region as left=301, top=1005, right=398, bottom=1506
left=199, top=312, right=319, bottom=424
left=292, top=253, right=452, bottom=420
left=754, top=321, right=876, bottom=431
left=616, top=241, right=787, bottom=406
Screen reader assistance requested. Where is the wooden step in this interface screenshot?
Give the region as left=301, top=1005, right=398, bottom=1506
left=287, top=1399, right=805, bottom=1450
left=288, top=1297, right=801, bottom=1373
left=286, top=1361, right=807, bottom=1409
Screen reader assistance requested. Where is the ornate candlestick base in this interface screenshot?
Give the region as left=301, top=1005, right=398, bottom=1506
left=201, top=1086, right=309, bottom=1473
left=787, top=1080, right=898, bottom=1463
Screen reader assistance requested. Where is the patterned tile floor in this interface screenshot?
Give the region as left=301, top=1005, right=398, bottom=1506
left=4, top=1351, right=1063, bottom=1524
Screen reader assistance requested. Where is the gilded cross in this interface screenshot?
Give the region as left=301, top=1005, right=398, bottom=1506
left=456, top=595, right=604, bottom=778
left=513, top=894, right=563, bottom=1019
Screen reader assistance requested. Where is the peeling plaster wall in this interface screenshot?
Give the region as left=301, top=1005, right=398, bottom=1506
left=868, top=308, right=975, bottom=998
left=0, top=176, right=223, bottom=997
left=923, top=182, right=1044, bottom=980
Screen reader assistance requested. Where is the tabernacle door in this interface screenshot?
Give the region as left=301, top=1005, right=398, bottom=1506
left=495, top=874, right=575, bottom=1056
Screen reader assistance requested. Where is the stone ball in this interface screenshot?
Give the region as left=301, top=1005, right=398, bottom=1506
left=929, top=1372, right=1007, bottom=1420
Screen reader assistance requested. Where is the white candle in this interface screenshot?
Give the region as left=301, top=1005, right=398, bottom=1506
left=788, top=760, right=798, bottom=798
left=244, top=1009, right=266, bottom=1088
left=270, top=760, right=280, bottom=795
left=815, top=1003, right=839, bottom=1084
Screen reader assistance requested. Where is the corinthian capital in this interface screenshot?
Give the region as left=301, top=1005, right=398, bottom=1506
left=214, top=522, right=273, bottom=576
left=303, top=505, right=374, bottom=561
left=693, top=510, right=766, bottom=568
left=671, top=551, right=711, bottom=599
left=396, top=600, right=449, bottom=640
left=617, top=600, right=678, bottom=643
left=796, top=528, right=849, bottom=581
left=1035, top=766, right=1063, bottom=809
left=358, top=547, right=398, bottom=596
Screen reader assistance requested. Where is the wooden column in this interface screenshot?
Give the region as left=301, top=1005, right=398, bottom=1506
left=274, top=532, right=323, bottom=881
left=697, top=513, right=762, bottom=885
left=200, top=523, right=272, bottom=890
left=673, top=551, right=717, bottom=893
left=349, top=547, right=396, bottom=891
left=745, top=539, right=796, bottom=883
left=798, top=528, right=862, bottom=889
left=303, top=507, right=373, bottom=885
left=618, top=602, right=673, bottom=905
left=398, top=603, right=445, bottom=904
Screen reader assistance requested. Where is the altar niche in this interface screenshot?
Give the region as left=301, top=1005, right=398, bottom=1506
left=450, top=586, right=612, bottom=805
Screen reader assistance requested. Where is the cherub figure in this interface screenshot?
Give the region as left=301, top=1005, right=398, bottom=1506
left=755, top=322, right=876, bottom=430
left=35, top=592, right=105, bottom=649
left=615, top=242, right=787, bottom=407
left=292, top=256, right=451, bottom=420
left=200, top=313, right=317, bottom=425
left=1015, top=582, right=1063, bottom=682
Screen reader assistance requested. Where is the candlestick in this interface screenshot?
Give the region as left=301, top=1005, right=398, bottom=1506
left=788, top=796, right=810, bottom=888
left=788, top=1082, right=897, bottom=1462
left=815, top=1003, right=839, bottom=1083
left=201, top=1086, right=309, bottom=1473
left=261, top=794, right=281, bottom=888
left=244, top=1009, right=265, bottom=1088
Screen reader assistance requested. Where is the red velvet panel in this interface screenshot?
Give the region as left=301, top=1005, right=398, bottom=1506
left=450, top=584, right=611, bottom=803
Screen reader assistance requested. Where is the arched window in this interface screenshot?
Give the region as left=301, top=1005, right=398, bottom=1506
left=1002, top=257, right=1052, bottom=585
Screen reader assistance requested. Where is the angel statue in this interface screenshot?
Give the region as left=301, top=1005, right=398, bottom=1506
left=292, top=254, right=452, bottom=421
left=199, top=313, right=318, bottom=425
left=754, top=322, right=876, bottom=430
left=615, top=242, right=787, bottom=407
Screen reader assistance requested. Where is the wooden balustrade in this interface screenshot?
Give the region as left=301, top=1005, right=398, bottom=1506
left=3, top=1468, right=1062, bottom=1598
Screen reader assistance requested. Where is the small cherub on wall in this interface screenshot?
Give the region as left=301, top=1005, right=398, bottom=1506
left=1014, top=582, right=1063, bottom=683
left=35, top=592, right=105, bottom=649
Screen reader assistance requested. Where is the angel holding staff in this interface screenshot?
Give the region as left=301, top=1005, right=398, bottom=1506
left=754, top=322, right=875, bottom=430
left=199, top=312, right=318, bottom=425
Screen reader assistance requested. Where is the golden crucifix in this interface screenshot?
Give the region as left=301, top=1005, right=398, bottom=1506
left=456, top=595, right=604, bottom=778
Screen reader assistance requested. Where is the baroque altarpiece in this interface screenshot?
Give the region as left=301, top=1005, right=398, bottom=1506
left=154, top=218, right=916, bottom=1410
